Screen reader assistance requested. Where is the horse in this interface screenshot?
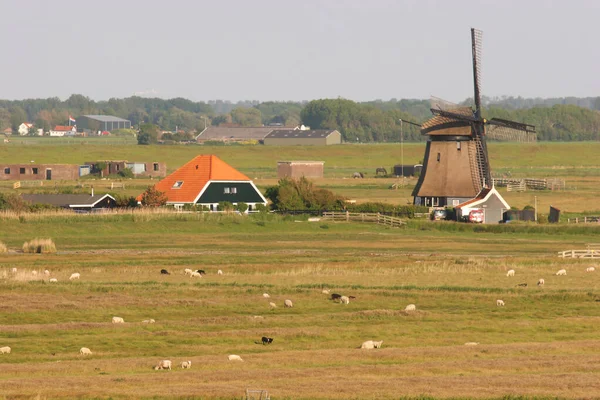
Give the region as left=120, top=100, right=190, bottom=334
left=352, top=172, right=364, bottom=179
left=375, top=167, right=387, bottom=176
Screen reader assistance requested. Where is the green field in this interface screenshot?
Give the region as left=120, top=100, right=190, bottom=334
left=1, top=213, right=600, bottom=399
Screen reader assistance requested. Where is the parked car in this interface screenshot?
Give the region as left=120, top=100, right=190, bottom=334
left=468, top=209, right=484, bottom=223
left=431, top=208, right=447, bottom=221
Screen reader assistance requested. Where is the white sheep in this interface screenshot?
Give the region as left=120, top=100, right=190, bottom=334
left=405, top=304, right=416, bottom=311
left=217, top=269, right=223, bottom=275
left=69, top=273, right=80, bottom=280
left=32, top=270, right=38, bottom=276
left=142, top=319, right=155, bottom=324
left=586, top=267, right=595, bottom=272
left=228, top=354, right=243, bottom=361
left=496, top=299, right=505, bottom=306
left=154, top=360, right=172, bottom=370
left=112, top=316, right=124, bottom=324
left=49, top=278, right=58, bottom=283
left=284, top=299, right=293, bottom=308
left=190, top=271, right=202, bottom=278
left=269, top=302, right=277, bottom=308
left=340, top=295, right=350, bottom=305
left=537, top=278, right=545, bottom=286
left=464, top=342, right=479, bottom=346
left=321, top=289, right=330, bottom=294
left=0, top=346, right=11, bottom=354
left=79, top=347, right=92, bottom=355
left=556, top=269, right=567, bottom=276
left=360, top=340, right=383, bottom=349
left=506, top=269, right=515, bottom=277
left=44, top=270, right=50, bottom=276
left=11, top=268, right=17, bottom=273
left=184, top=269, right=193, bottom=276
left=180, top=360, right=192, bottom=369
left=262, top=293, right=270, bottom=298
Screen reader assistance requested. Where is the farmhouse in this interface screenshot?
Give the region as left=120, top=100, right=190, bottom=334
left=264, top=129, right=342, bottom=146
left=49, top=125, right=77, bottom=137
left=75, top=115, right=131, bottom=133
left=18, top=123, right=34, bottom=135
left=21, top=193, right=116, bottom=211
left=0, top=164, right=83, bottom=181
left=277, top=161, right=324, bottom=179
left=454, top=186, right=509, bottom=224
left=140, top=155, right=267, bottom=211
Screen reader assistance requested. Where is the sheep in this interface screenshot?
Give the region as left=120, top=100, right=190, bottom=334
left=0, top=346, right=11, bottom=354
left=496, top=299, right=505, bottom=306
left=44, top=270, right=50, bottom=276
left=340, top=295, right=350, bottom=305
left=262, top=293, right=270, bottom=298
left=586, top=267, right=595, bottom=273
left=180, top=360, right=192, bottom=369
left=330, top=293, right=342, bottom=301
left=284, top=299, right=293, bottom=308
left=228, top=354, right=243, bottom=361
left=506, top=269, right=515, bottom=277
left=49, top=278, right=58, bottom=283
left=79, top=347, right=92, bottom=356
left=217, top=269, right=223, bottom=275
left=556, top=269, right=567, bottom=276
left=69, top=273, right=80, bottom=280
left=32, top=270, right=38, bottom=276
left=464, top=342, right=479, bottom=346
left=184, top=268, right=193, bottom=276
left=269, top=302, right=277, bottom=309
left=405, top=304, right=416, bottom=311
left=142, top=319, right=155, bottom=324
left=196, top=269, right=206, bottom=275
left=321, top=289, right=330, bottom=294
left=11, top=268, right=17, bottom=273
left=154, top=360, right=172, bottom=370
left=190, top=271, right=202, bottom=278
left=160, top=269, right=170, bottom=275
left=112, top=316, right=124, bottom=324
left=360, top=340, right=383, bottom=349
left=537, top=278, right=545, bottom=286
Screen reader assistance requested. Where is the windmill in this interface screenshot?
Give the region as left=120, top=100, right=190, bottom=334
left=412, top=28, right=536, bottom=208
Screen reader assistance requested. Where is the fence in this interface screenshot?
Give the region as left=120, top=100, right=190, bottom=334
left=567, top=216, right=600, bottom=224
left=558, top=249, right=600, bottom=259
left=13, top=181, right=44, bottom=189
left=322, top=211, right=404, bottom=227
left=493, top=178, right=565, bottom=191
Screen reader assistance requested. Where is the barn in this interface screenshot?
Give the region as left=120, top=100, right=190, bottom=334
left=264, top=130, right=341, bottom=146
left=75, top=115, right=131, bottom=133
left=277, top=161, right=324, bottom=179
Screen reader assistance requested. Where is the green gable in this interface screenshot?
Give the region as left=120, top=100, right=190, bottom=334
left=197, top=182, right=265, bottom=204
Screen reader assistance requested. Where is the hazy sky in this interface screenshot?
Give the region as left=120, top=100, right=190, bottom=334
left=1, top=0, right=598, bottom=103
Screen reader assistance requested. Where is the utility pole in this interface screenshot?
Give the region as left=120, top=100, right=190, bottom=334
left=534, top=196, right=538, bottom=222
left=399, top=119, right=404, bottom=186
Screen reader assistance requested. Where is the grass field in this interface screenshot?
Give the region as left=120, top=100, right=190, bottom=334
left=1, top=213, right=600, bottom=399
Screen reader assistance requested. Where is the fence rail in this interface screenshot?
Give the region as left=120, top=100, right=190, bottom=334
left=558, top=249, right=600, bottom=258
left=567, top=217, right=600, bottom=224
left=13, top=181, right=44, bottom=189
left=322, top=211, right=404, bottom=227
left=493, top=178, right=566, bottom=191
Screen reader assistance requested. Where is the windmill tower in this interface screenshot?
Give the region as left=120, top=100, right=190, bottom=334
left=412, top=28, right=536, bottom=208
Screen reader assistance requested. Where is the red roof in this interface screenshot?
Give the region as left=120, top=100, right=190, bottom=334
left=139, top=155, right=251, bottom=203
left=53, top=125, right=75, bottom=131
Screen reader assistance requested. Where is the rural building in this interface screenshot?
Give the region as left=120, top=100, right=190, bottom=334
left=2, top=128, right=13, bottom=135
left=393, top=164, right=423, bottom=177
left=18, top=123, right=34, bottom=135
left=139, top=155, right=267, bottom=211
left=277, top=161, right=324, bottom=179
left=21, top=193, right=116, bottom=211
left=195, top=127, right=275, bottom=142
left=454, top=186, right=510, bottom=224
left=49, top=125, right=77, bottom=137
left=0, top=163, right=83, bottom=181
left=263, top=129, right=342, bottom=146
left=85, top=161, right=166, bottom=178
left=75, top=115, right=131, bottom=133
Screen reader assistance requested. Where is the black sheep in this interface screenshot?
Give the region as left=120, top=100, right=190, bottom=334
left=160, top=269, right=170, bottom=275
left=261, top=336, right=274, bottom=345
left=196, top=269, right=206, bottom=275
left=330, top=293, right=342, bottom=301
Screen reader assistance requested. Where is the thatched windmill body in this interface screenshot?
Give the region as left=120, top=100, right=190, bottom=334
left=412, top=29, right=535, bottom=208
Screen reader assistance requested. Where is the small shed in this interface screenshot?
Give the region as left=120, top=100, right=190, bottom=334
left=455, top=186, right=509, bottom=224
left=277, top=161, right=324, bottom=179
left=393, top=164, right=423, bottom=177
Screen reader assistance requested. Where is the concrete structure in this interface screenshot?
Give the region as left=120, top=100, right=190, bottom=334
left=264, top=130, right=341, bottom=146
left=21, top=194, right=116, bottom=211
left=85, top=160, right=166, bottom=178
left=49, top=126, right=77, bottom=137
left=1, top=164, right=82, bottom=181
left=18, top=123, right=34, bottom=136
left=277, top=161, right=324, bottom=179
left=75, top=115, right=131, bottom=133
left=455, top=186, right=510, bottom=224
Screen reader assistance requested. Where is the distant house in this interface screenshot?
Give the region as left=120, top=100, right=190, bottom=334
left=75, top=115, right=131, bottom=133
left=2, top=127, right=13, bottom=136
left=49, top=126, right=77, bottom=137
left=18, top=123, right=34, bottom=136
left=454, top=186, right=510, bottom=224
left=0, top=163, right=83, bottom=181
left=264, top=129, right=342, bottom=146
left=195, top=127, right=275, bottom=142
left=138, top=155, right=267, bottom=211
left=21, top=193, right=116, bottom=211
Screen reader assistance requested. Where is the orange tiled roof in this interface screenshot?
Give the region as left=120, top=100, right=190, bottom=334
left=53, top=125, right=75, bottom=131
left=140, top=155, right=251, bottom=203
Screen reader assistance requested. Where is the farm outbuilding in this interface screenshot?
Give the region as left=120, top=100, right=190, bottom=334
left=84, top=161, right=166, bottom=178
left=264, top=130, right=341, bottom=146
left=393, top=164, right=423, bottom=177
left=75, top=115, right=131, bottom=133
left=277, top=161, right=324, bottom=179
left=21, top=193, right=116, bottom=211
left=455, top=186, right=510, bottom=224
left=1, top=163, right=82, bottom=181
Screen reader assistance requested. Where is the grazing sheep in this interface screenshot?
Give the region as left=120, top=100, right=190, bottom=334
left=496, top=299, right=505, bottom=306
left=340, top=295, right=350, bottom=305
left=196, top=269, right=206, bottom=275
left=79, top=347, right=92, bottom=355
left=142, top=319, right=155, bottom=324
left=44, top=270, right=50, bottom=276
left=322, top=289, right=330, bottom=294
left=112, top=316, right=124, bottom=324
left=269, top=302, right=277, bottom=309
left=217, top=269, right=223, bottom=275
left=360, top=340, right=383, bottom=349
left=49, top=278, right=58, bottom=283
left=464, top=342, right=479, bottom=346
left=69, top=273, right=80, bottom=281
left=405, top=304, right=416, bottom=311
left=586, top=267, right=595, bottom=273
left=32, top=270, right=38, bottom=276
left=330, top=293, right=342, bottom=301
left=0, top=346, right=11, bottom=354
left=154, top=360, right=172, bottom=370
left=160, top=269, right=170, bottom=275
left=284, top=299, right=293, bottom=308
left=228, top=354, right=243, bottom=361
left=11, top=268, right=17, bottom=273
left=180, top=360, right=192, bottom=369
left=506, top=269, right=515, bottom=277
left=184, top=269, right=193, bottom=276
left=190, top=271, right=202, bottom=278
left=537, top=278, right=545, bottom=286
left=262, top=293, right=270, bottom=298
left=556, top=269, right=567, bottom=276
left=261, top=337, right=274, bottom=345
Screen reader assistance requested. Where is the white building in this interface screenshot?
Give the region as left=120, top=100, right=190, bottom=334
left=49, top=125, right=77, bottom=137
left=18, top=123, right=34, bottom=135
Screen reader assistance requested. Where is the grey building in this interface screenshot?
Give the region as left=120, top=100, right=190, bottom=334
left=76, top=115, right=131, bottom=133
left=264, top=130, right=342, bottom=146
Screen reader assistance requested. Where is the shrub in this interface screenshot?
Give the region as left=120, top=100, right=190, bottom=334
left=218, top=201, right=234, bottom=212
left=140, top=186, right=168, bottom=207
left=255, top=203, right=268, bottom=213
left=117, top=168, right=135, bottom=179
left=235, top=202, right=249, bottom=213
left=0, top=241, right=7, bottom=253
left=22, top=238, right=57, bottom=254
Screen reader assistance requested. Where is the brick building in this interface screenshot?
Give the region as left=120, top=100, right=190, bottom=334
left=85, top=161, right=167, bottom=178
left=277, top=161, right=324, bottom=179
left=0, top=164, right=82, bottom=181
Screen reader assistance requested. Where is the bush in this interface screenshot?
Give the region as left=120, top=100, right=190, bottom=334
left=254, top=203, right=268, bottom=213
left=0, top=241, right=7, bottom=253
left=235, top=202, right=249, bottom=213
left=218, top=201, right=234, bottom=212
left=22, top=238, right=57, bottom=254
left=117, top=168, right=135, bottom=179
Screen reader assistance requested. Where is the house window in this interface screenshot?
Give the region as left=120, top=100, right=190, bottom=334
left=172, top=181, right=184, bottom=189
left=457, top=142, right=461, bottom=151
left=4, top=168, right=9, bottom=174
left=20, top=167, right=26, bottom=174
left=32, top=168, right=38, bottom=174
left=436, top=153, right=441, bottom=162
left=453, top=199, right=460, bottom=206
left=154, top=163, right=159, bottom=171
left=231, top=187, right=237, bottom=194
left=224, top=187, right=230, bottom=194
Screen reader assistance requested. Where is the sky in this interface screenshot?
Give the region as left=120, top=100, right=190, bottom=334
left=1, top=0, right=598, bottom=103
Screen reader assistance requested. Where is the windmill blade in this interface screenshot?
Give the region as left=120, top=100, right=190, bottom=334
left=486, top=118, right=537, bottom=142
left=398, top=119, right=421, bottom=127
left=471, top=28, right=483, bottom=119
left=430, top=108, right=477, bottom=123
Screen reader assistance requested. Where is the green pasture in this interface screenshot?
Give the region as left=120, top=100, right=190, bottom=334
left=1, top=215, right=600, bottom=399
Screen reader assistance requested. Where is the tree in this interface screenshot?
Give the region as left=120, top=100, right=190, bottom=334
left=231, top=107, right=262, bottom=126
left=140, top=186, right=168, bottom=207
left=137, top=123, right=160, bottom=145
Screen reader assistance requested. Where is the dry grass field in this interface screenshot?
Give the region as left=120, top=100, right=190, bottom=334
left=1, top=213, right=600, bottom=399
